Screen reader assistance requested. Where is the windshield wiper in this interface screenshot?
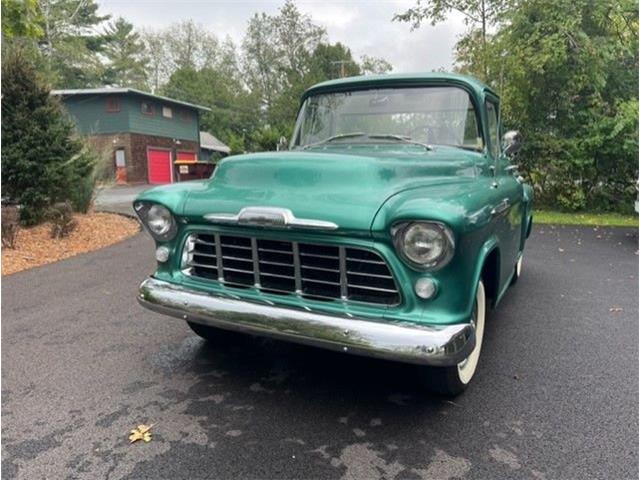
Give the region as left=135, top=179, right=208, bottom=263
left=368, top=134, right=433, bottom=151
left=434, top=143, right=483, bottom=152
left=301, top=132, right=366, bottom=150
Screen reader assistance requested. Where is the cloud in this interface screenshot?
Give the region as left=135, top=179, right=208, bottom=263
left=97, top=0, right=467, bottom=72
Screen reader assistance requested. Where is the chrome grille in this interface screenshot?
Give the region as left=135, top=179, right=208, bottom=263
left=183, top=233, right=400, bottom=306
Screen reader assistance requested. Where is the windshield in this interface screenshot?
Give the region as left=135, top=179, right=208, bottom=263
left=292, top=86, right=483, bottom=151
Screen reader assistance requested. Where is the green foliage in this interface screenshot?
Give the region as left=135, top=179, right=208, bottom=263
left=1, top=47, right=95, bottom=225
left=534, top=210, right=639, bottom=227
left=101, top=17, right=148, bottom=88
left=4, top=0, right=395, bottom=162
left=37, top=0, right=111, bottom=87
left=1, top=0, right=43, bottom=39
left=398, top=0, right=639, bottom=212
left=395, top=0, right=511, bottom=79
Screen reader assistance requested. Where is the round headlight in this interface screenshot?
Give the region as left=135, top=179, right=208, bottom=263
left=147, top=204, right=173, bottom=235
left=134, top=202, right=177, bottom=241
left=393, top=222, right=454, bottom=270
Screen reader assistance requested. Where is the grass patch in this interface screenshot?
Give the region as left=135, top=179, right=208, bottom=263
left=534, top=210, right=639, bottom=227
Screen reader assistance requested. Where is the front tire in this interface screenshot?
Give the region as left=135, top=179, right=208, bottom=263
left=424, top=280, right=486, bottom=396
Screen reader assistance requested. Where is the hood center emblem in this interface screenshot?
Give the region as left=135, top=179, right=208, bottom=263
left=204, top=207, right=338, bottom=230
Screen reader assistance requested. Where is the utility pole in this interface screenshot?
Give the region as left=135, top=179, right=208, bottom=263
left=330, top=60, right=354, bottom=78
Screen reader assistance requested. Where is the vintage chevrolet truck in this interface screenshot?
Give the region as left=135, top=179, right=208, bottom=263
left=135, top=73, right=533, bottom=396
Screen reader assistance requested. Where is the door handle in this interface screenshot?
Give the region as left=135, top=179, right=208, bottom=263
left=491, top=198, right=510, bottom=215
left=505, top=165, right=519, bottom=173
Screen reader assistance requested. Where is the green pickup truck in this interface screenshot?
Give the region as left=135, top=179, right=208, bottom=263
left=135, top=73, right=533, bottom=396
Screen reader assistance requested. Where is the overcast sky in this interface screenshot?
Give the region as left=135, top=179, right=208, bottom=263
left=97, top=0, right=467, bottom=73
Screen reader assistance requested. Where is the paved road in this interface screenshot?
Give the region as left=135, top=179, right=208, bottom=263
left=94, top=185, right=150, bottom=217
left=2, top=225, right=638, bottom=479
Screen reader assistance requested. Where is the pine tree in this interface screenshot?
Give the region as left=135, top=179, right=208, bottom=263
left=1, top=47, right=94, bottom=225
left=102, top=17, right=149, bottom=88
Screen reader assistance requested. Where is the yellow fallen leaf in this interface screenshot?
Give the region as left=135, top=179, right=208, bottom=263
left=129, top=424, right=153, bottom=443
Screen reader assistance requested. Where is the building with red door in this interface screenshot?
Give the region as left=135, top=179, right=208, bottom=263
left=52, top=88, right=218, bottom=185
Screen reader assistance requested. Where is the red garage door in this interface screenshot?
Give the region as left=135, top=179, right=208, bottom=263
left=147, top=149, right=172, bottom=184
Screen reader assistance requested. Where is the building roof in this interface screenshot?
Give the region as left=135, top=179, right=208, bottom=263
left=303, top=72, right=497, bottom=101
left=200, top=131, right=230, bottom=154
left=51, top=87, right=211, bottom=112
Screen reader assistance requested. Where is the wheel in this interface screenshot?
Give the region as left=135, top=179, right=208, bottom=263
left=424, top=280, right=486, bottom=396
left=510, top=254, right=523, bottom=285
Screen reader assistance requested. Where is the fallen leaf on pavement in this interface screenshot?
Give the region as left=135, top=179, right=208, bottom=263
left=609, top=307, right=623, bottom=313
left=129, top=424, right=154, bottom=443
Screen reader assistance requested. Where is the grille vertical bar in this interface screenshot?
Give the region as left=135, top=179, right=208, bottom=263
left=214, top=234, right=223, bottom=281
left=292, top=241, right=302, bottom=294
left=338, top=246, right=348, bottom=300
left=251, top=237, right=260, bottom=287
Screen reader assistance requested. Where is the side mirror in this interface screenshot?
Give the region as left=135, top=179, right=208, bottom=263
left=277, top=136, right=288, bottom=151
left=502, top=130, right=522, bottom=156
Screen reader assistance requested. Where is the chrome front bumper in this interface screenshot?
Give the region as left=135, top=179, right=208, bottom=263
left=138, top=277, right=475, bottom=366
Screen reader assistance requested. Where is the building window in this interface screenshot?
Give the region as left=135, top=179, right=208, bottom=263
left=180, top=110, right=192, bottom=122
left=106, top=96, right=120, bottom=112
left=162, top=106, right=173, bottom=118
left=141, top=101, right=154, bottom=115
left=115, top=148, right=126, bottom=167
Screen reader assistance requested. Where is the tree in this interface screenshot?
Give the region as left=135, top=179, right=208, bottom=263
left=38, top=0, right=111, bottom=87
left=309, top=43, right=361, bottom=80
left=164, top=20, right=220, bottom=71
left=394, top=0, right=511, bottom=80
left=141, top=29, right=168, bottom=92
left=1, top=47, right=95, bottom=224
left=242, top=0, right=326, bottom=121
left=360, top=55, right=393, bottom=75
left=101, top=17, right=148, bottom=88
left=1, top=0, right=43, bottom=39
left=493, top=0, right=638, bottom=211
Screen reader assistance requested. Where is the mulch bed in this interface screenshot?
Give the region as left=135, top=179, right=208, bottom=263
left=1, top=212, right=140, bottom=276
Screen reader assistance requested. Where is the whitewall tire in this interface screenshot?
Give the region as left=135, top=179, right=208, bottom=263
left=511, top=254, right=523, bottom=285
left=425, top=280, right=487, bottom=396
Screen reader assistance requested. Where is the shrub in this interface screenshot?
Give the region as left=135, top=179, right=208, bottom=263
left=1, top=204, right=21, bottom=248
left=1, top=47, right=96, bottom=225
left=49, top=202, right=77, bottom=239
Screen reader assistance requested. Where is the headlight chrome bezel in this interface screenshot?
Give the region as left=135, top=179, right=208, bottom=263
left=391, top=221, right=455, bottom=271
left=134, top=201, right=177, bottom=242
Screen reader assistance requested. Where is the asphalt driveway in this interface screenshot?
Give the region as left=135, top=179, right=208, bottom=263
left=94, top=185, right=150, bottom=217
left=2, top=224, right=638, bottom=479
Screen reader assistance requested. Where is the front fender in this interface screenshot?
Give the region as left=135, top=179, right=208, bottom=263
left=471, top=236, right=501, bottom=309
left=134, top=180, right=210, bottom=216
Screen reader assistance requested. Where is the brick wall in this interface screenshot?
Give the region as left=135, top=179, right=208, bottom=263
left=86, top=133, right=199, bottom=184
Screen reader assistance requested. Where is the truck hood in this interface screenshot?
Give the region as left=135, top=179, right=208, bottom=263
left=183, top=147, right=482, bottom=234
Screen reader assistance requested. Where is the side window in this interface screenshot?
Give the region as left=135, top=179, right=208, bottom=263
left=141, top=101, right=154, bottom=116
left=485, top=100, right=499, bottom=158
left=180, top=110, right=192, bottom=122
left=105, top=96, right=120, bottom=113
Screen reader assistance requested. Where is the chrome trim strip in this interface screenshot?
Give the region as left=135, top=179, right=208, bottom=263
left=138, top=277, right=475, bottom=367
left=204, top=207, right=339, bottom=230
